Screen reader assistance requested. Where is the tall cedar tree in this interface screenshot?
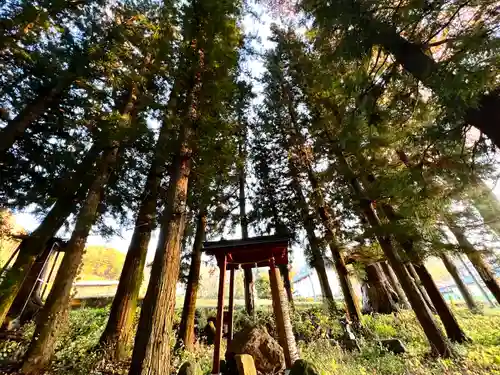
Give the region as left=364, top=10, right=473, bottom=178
left=0, top=4, right=141, bottom=325
left=267, top=25, right=454, bottom=356
left=99, top=3, right=178, bottom=358
left=301, top=0, right=500, bottom=148
left=22, top=80, right=143, bottom=373
left=128, top=0, right=242, bottom=373
left=178, top=80, right=252, bottom=349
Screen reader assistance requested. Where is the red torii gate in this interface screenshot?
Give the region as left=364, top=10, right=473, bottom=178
left=204, top=235, right=298, bottom=374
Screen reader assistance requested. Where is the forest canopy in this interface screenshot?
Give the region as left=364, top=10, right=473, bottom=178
left=0, top=0, right=500, bottom=374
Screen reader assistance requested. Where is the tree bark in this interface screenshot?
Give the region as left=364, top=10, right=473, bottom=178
left=447, top=220, right=500, bottom=304
left=98, top=94, right=174, bottom=358
left=22, top=145, right=119, bottom=374
left=0, top=146, right=97, bottom=326
left=465, top=251, right=500, bottom=304
left=406, top=263, right=437, bottom=314
left=303, top=164, right=361, bottom=322
left=458, top=255, right=496, bottom=307
left=375, top=197, right=442, bottom=315
left=239, top=130, right=255, bottom=316
left=440, top=253, right=479, bottom=312
left=314, top=255, right=337, bottom=313
left=128, top=35, right=199, bottom=369
left=328, top=241, right=362, bottom=324
left=335, top=152, right=452, bottom=357
left=381, top=261, right=410, bottom=309
left=243, top=268, right=255, bottom=315
left=362, top=7, right=500, bottom=149
left=279, top=264, right=294, bottom=307
left=0, top=73, right=76, bottom=157
left=280, top=80, right=361, bottom=323
left=413, top=263, right=470, bottom=343
left=368, top=230, right=452, bottom=356
left=178, top=211, right=206, bottom=351
left=364, top=262, right=399, bottom=314
left=128, top=136, right=192, bottom=375
left=99, top=163, right=160, bottom=359
left=288, top=166, right=338, bottom=313
left=296, top=146, right=361, bottom=322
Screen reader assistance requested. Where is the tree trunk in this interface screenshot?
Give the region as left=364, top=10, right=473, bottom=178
left=128, top=53, right=198, bottom=370
left=440, top=253, right=479, bottom=312
left=243, top=268, right=255, bottom=315
left=279, top=264, right=294, bottom=307
left=99, top=163, right=160, bottom=359
left=447, top=221, right=500, bottom=304
left=413, top=263, right=470, bottom=343
left=314, top=256, right=337, bottom=313
left=406, top=263, right=437, bottom=314
left=381, top=261, right=410, bottom=309
left=305, top=168, right=361, bottom=322
left=458, top=255, right=496, bottom=307
left=239, top=131, right=255, bottom=316
left=289, top=143, right=360, bottom=323
left=22, top=146, right=119, bottom=374
left=289, top=169, right=338, bottom=313
left=128, top=136, right=192, bottom=375
left=466, top=251, right=500, bottom=305
left=0, top=146, right=97, bottom=326
left=335, top=152, right=452, bottom=357
left=279, top=73, right=346, bottom=318
left=363, top=9, right=500, bottom=149
left=364, top=262, right=399, bottom=314
left=329, top=241, right=362, bottom=324
left=178, top=211, right=206, bottom=351
left=98, top=96, right=173, bottom=358
left=295, top=150, right=361, bottom=323
left=370, top=235, right=452, bottom=356
left=470, top=178, right=500, bottom=237
left=0, top=74, right=75, bottom=157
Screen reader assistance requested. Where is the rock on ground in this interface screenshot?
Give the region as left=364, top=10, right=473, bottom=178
left=378, top=338, right=406, bottom=354
left=289, top=359, right=319, bottom=375
left=227, top=326, right=285, bottom=375
left=177, top=361, right=200, bottom=375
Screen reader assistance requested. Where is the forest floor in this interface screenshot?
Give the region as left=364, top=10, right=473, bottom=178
left=0, top=306, right=499, bottom=375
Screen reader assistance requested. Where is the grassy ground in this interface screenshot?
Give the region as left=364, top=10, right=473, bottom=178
left=0, top=306, right=499, bottom=374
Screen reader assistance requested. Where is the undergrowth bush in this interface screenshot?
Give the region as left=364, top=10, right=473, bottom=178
left=0, top=305, right=499, bottom=374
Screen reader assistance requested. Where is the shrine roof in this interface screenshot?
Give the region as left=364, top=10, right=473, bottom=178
left=203, top=235, right=290, bottom=269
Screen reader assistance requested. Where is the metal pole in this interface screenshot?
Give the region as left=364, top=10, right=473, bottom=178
left=18, top=242, right=56, bottom=318
left=41, top=249, right=61, bottom=299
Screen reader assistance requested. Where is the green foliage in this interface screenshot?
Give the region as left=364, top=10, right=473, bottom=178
left=255, top=273, right=271, bottom=299
left=1, top=306, right=500, bottom=374
left=79, top=245, right=126, bottom=281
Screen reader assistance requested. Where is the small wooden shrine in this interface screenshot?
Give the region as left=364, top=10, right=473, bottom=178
left=203, top=235, right=298, bottom=374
